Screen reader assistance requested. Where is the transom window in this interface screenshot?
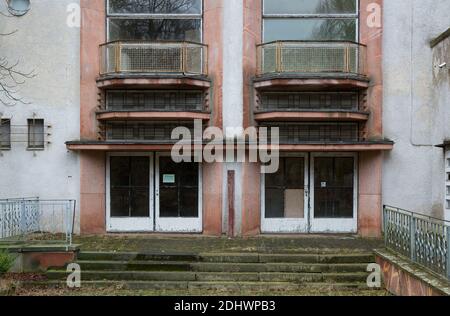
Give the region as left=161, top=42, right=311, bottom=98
left=107, top=0, right=202, bottom=42
left=263, top=0, right=359, bottom=42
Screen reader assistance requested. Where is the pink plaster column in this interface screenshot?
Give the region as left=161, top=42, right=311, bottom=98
left=79, top=0, right=106, bottom=234
left=358, top=151, right=383, bottom=237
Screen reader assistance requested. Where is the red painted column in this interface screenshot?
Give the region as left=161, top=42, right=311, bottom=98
left=79, top=0, right=106, bottom=234
left=358, top=0, right=384, bottom=237
left=202, top=0, right=224, bottom=236
left=240, top=0, right=263, bottom=236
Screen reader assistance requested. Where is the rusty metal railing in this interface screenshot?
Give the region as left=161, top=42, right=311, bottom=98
left=100, top=41, right=208, bottom=76
left=256, top=41, right=367, bottom=76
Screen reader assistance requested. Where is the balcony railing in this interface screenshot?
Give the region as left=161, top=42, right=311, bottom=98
left=383, top=205, right=450, bottom=280
left=256, top=41, right=367, bottom=77
left=100, top=41, right=208, bottom=76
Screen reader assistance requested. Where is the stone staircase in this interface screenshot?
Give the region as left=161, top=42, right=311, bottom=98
left=40, top=250, right=379, bottom=293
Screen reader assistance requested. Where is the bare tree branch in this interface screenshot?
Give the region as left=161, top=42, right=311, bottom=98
left=0, top=4, right=35, bottom=106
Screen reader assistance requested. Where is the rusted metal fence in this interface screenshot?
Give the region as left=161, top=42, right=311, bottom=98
left=384, top=205, right=450, bottom=280
left=100, top=41, right=208, bottom=76
left=257, top=41, right=366, bottom=76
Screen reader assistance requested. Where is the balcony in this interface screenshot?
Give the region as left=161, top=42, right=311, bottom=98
left=96, top=90, right=210, bottom=122
left=255, top=41, right=368, bottom=90
left=254, top=91, right=369, bottom=122
left=98, top=41, right=209, bottom=89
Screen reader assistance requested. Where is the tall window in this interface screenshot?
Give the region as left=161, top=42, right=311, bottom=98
left=0, top=119, right=11, bottom=150
left=263, top=0, right=358, bottom=42
left=107, top=0, right=203, bottom=42
left=28, top=119, right=45, bottom=150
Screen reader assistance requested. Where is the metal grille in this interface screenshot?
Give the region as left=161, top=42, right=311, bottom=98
left=261, top=122, right=359, bottom=143
left=259, top=92, right=359, bottom=111
left=100, top=41, right=207, bottom=75
left=384, top=206, right=450, bottom=280
left=105, top=121, right=195, bottom=142
left=0, top=198, right=76, bottom=245
left=257, top=41, right=366, bottom=76
left=0, top=119, right=51, bottom=152
left=106, top=90, right=204, bottom=111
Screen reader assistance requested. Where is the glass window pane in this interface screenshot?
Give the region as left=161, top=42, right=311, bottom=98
left=264, top=0, right=357, bottom=15
left=110, top=156, right=150, bottom=218
left=27, top=119, right=44, bottom=149
left=265, top=188, right=284, bottom=218
left=109, top=0, right=202, bottom=14
left=109, top=18, right=201, bottom=41
left=180, top=188, right=198, bottom=217
left=160, top=188, right=179, bottom=217
left=314, top=157, right=354, bottom=219
left=0, top=120, right=11, bottom=149
left=264, top=18, right=356, bottom=42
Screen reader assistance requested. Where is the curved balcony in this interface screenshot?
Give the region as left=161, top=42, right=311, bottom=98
left=254, top=91, right=369, bottom=122
left=98, top=41, right=209, bottom=89
left=255, top=41, right=368, bottom=90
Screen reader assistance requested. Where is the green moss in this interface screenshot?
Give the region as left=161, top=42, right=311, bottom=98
left=0, top=250, right=15, bottom=274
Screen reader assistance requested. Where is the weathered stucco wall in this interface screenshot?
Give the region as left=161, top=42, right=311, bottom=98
left=0, top=1, right=80, bottom=232
left=383, top=0, right=450, bottom=219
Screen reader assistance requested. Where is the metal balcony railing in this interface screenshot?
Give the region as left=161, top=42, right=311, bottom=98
left=100, top=41, right=208, bottom=76
left=0, top=198, right=76, bottom=245
left=383, top=205, right=450, bottom=280
left=256, top=41, right=367, bottom=77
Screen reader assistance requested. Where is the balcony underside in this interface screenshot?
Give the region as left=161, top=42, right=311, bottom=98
left=254, top=111, right=369, bottom=122
left=253, top=74, right=369, bottom=91
left=97, top=74, right=211, bottom=90
left=96, top=111, right=210, bottom=121
left=66, top=141, right=393, bottom=152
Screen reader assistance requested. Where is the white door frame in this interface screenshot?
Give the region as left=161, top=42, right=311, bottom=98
left=261, top=153, right=309, bottom=233
left=106, top=152, right=154, bottom=232
left=155, top=152, right=203, bottom=233
left=310, top=152, right=358, bottom=233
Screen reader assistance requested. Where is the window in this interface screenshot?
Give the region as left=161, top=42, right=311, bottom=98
left=106, top=90, right=204, bottom=111
left=446, top=150, right=450, bottom=210
left=263, top=0, right=358, bottom=42
left=0, top=119, right=11, bottom=150
left=107, top=0, right=202, bottom=42
left=27, top=119, right=45, bottom=149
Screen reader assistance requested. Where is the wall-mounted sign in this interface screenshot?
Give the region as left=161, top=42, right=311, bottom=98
left=321, top=182, right=327, bottom=188
left=163, top=174, right=176, bottom=184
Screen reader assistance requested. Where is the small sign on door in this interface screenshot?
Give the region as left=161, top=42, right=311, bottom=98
left=321, top=182, right=327, bottom=188
left=163, top=174, right=176, bottom=184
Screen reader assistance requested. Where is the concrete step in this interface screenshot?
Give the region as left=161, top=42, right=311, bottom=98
left=61, top=260, right=369, bottom=273
left=77, top=252, right=199, bottom=262
left=21, top=280, right=373, bottom=292
left=77, top=251, right=374, bottom=264
left=46, top=270, right=369, bottom=283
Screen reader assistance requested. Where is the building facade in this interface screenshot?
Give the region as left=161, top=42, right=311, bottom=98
left=66, top=0, right=391, bottom=237
left=0, top=0, right=81, bottom=231
left=1, top=0, right=448, bottom=237
left=382, top=0, right=450, bottom=221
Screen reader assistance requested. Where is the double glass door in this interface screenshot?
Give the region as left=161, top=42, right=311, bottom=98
left=107, top=153, right=202, bottom=232
left=262, top=153, right=357, bottom=233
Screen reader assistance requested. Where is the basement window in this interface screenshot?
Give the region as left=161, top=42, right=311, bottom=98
left=27, top=119, right=45, bottom=150
left=0, top=119, right=11, bottom=150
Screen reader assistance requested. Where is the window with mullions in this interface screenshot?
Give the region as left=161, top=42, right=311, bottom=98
left=263, top=0, right=358, bottom=42
left=107, top=0, right=202, bottom=42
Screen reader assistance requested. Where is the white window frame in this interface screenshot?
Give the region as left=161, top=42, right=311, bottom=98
left=155, top=152, right=203, bottom=233
left=260, top=153, right=310, bottom=233
left=106, top=152, right=155, bottom=232
left=309, top=152, right=358, bottom=233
